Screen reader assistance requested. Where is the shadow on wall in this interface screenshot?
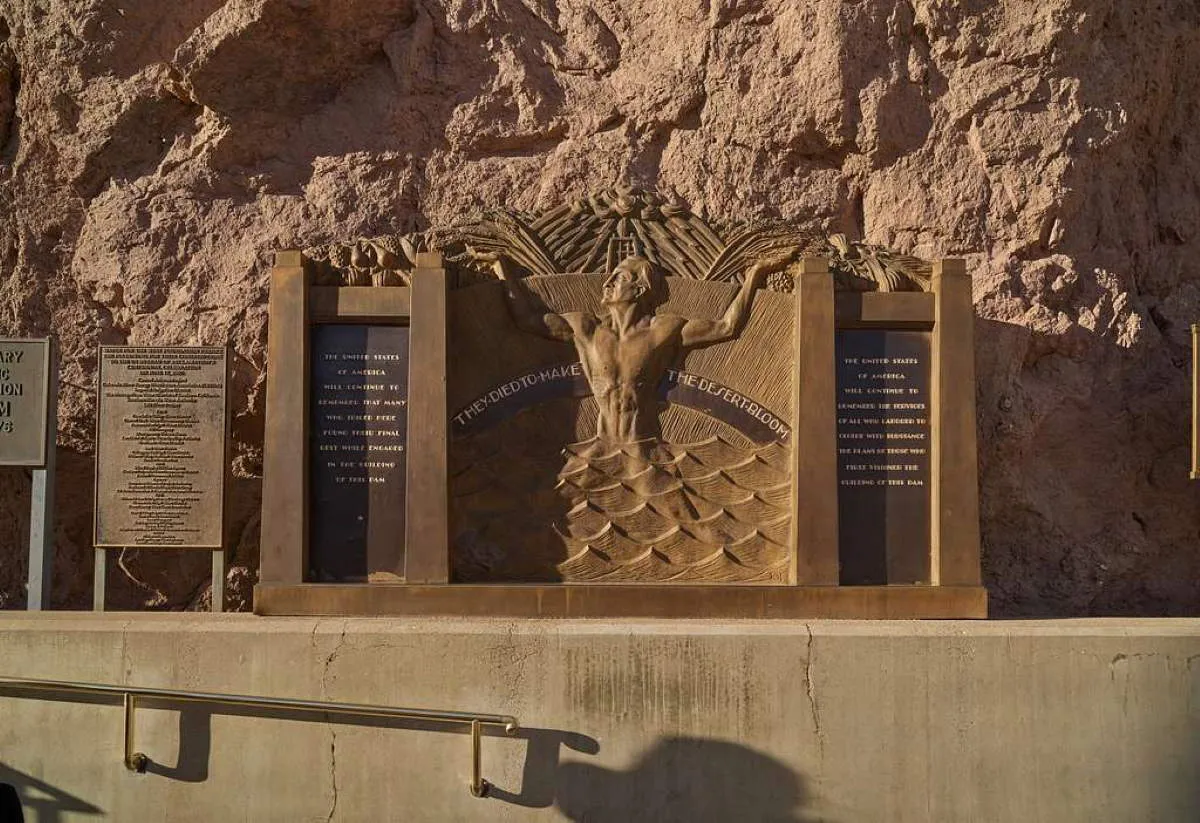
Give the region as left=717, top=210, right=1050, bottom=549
left=517, top=736, right=814, bottom=823
left=483, top=726, right=600, bottom=807
left=1150, top=718, right=1200, bottom=822
left=0, top=763, right=101, bottom=823
left=0, top=687, right=814, bottom=821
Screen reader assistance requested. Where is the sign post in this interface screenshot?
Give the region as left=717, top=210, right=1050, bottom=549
left=27, top=351, right=57, bottom=610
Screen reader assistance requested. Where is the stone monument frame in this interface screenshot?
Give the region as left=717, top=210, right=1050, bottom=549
left=258, top=250, right=450, bottom=591
left=255, top=239, right=983, bottom=617
left=830, top=259, right=982, bottom=589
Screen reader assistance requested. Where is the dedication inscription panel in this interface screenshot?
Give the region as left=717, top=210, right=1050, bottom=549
left=95, top=346, right=228, bottom=548
left=0, top=338, right=51, bottom=467
left=309, top=325, right=409, bottom=582
left=835, top=330, right=931, bottom=585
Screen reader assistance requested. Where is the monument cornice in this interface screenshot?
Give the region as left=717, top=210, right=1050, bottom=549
left=298, top=187, right=933, bottom=294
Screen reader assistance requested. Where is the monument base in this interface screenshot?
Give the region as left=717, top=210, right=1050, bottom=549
left=1, top=614, right=1194, bottom=820
left=253, top=583, right=987, bottom=619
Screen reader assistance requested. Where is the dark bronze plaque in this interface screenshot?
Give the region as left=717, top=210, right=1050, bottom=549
left=0, top=338, right=51, bottom=467
left=309, top=325, right=409, bottom=582
left=835, top=330, right=930, bottom=584
left=95, top=346, right=228, bottom=548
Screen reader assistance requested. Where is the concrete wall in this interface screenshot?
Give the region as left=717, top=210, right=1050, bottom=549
left=0, top=614, right=1196, bottom=822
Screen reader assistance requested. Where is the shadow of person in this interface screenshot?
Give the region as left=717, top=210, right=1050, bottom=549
left=0, top=762, right=102, bottom=823
left=0, top=784, right=20, bottom=823
left=553, top=737, right=815, bottom=823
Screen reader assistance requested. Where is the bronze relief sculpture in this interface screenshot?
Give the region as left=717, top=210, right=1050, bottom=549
left=257, top=185, right=985, bottom=617
left=443, top=190, right=821, bottom=584
left=306, top=188, right=935, bottom=584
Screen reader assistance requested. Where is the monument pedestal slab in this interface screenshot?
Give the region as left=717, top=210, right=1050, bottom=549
left=254, top=583, right=987, bottom=619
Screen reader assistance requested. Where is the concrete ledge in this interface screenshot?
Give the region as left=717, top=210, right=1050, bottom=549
left=0, top=614, right=1197, bottom=821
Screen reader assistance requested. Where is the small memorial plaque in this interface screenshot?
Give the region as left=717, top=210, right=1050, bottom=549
left=836, top=330, right=931, bottom=584
left=94, top=346, right=228, bottom=549
left=309, top=325, right=409, bottom=582
left=0, top=338, right=51, bottom=467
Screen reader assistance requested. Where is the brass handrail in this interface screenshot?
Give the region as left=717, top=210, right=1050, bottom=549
left=0, top=676, right=518, bottom=797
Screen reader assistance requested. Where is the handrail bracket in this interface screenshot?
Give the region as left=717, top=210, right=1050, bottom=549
left=123, top=692, right=149, bottom=774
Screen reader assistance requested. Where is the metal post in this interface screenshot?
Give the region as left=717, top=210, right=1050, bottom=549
left=26, top=341, right=57, bottom=610
left=211, top=550, right=225, bottom=613
left=123, top=692, right=147, bottom=773
left=469, top=719, right=489, bottom=798
left=93, top=549, right=107, bottom=612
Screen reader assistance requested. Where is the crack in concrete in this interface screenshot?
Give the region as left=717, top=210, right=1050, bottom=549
left=804, top=622, right=824, bottom=760
left=319, top=620, right=347, bottom=823
left=329, top=626, right=349, bottom=684
left=319, top=619, right=349, bottom=698
left=119, top=618, right=131, bottom=682
left=326, top=728, right=339, bottom=822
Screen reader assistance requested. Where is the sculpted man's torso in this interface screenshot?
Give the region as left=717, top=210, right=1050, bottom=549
left=472, top=251, right=790, bottom=444
left=561, top=311, right=688, bottom=442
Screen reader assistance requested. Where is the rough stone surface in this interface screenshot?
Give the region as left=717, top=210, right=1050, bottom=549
left=0, top=0, right=1197, bottom=613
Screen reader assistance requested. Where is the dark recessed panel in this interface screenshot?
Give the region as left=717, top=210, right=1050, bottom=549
left=836, top=330, right=931, bottom=585
left=309, top=325, right=409, bottom=582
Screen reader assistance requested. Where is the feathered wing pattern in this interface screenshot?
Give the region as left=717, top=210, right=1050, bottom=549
left=458, top=211, right=561, bottom=277
left=456, top=188, right=740, bottom=278
left=438, top=189, right=931, bottom=292
left=525, top=189, right=724, bottom=277
left=636, top=213, right=724, bottom=279
left=702, top=223, right=821, bottom=283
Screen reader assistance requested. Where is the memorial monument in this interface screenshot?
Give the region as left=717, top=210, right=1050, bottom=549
left=255, top=187, right=984, bottom=618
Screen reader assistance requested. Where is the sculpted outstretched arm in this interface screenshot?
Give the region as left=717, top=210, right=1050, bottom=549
left=480, top=254, right=578, bottom=342
left=679, top=256, right=785, bottom=347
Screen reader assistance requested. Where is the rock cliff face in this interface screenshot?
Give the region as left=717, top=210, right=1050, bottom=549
left=0, top=0, right=1196, bottom=614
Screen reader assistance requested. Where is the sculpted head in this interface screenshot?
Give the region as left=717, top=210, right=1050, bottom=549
left=601, top=256, right=665, bottom=309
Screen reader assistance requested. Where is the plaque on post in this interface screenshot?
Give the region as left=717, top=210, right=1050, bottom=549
left=94, top=346, right=229, bottom=611
left=0, top=338, right=57, bottom=610
left=0, top=338, right=53, bottom=468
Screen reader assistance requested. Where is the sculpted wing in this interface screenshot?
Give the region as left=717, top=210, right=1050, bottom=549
left=634, top=207, right=723, bottom=279
left=458, top=211, right=560, bottom=277
left=524, top=188, right=723, bottom=278
left=702, top=223, right=822, bottom=284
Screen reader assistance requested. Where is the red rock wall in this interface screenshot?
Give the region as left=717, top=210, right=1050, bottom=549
left=0, top=0, right=1196, bottom=614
